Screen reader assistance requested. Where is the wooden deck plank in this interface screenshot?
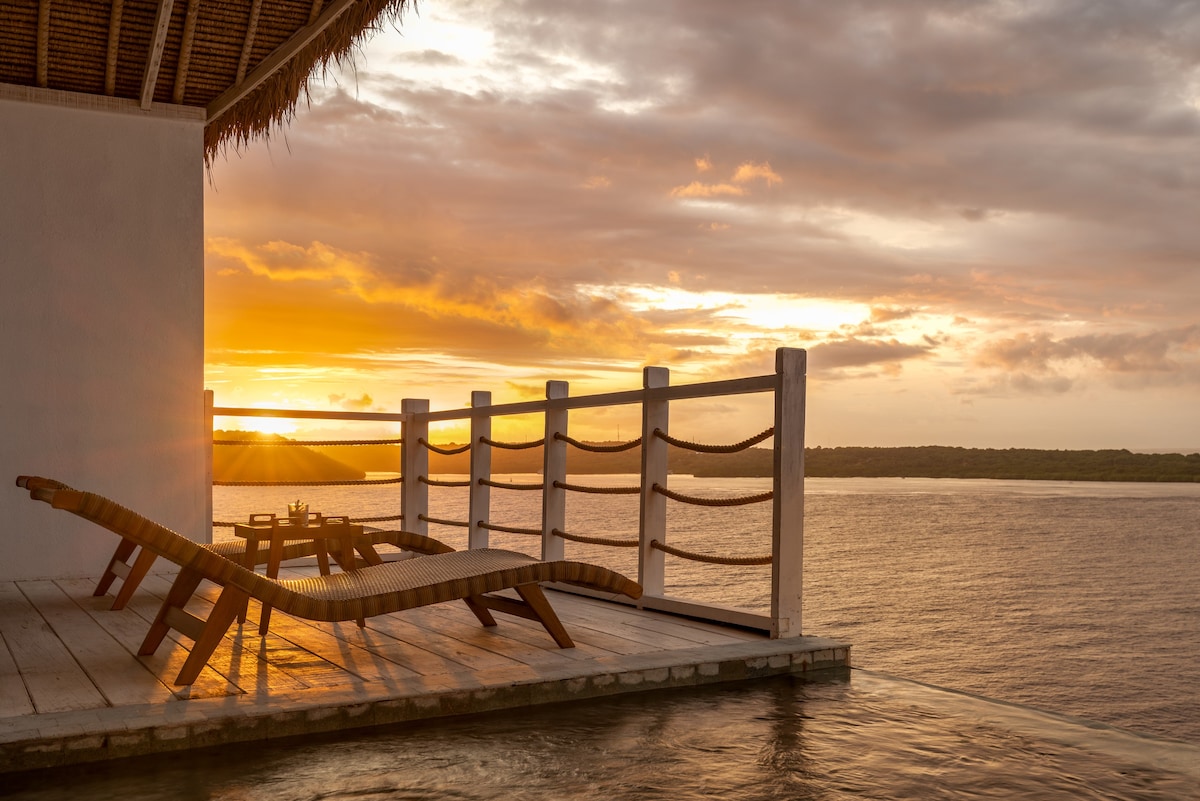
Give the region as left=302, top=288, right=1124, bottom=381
left=559, top=595, right=764, bottom=646
left=408, top=593, right=636, bottom=661
left=135, top=574, right=357, bottom=693
left=395, top=602, right=601, bottom=668
left=541, top=591, right=761, bottom=648
left=549, top=602, right=735, bottom=650
left=0, top=567, right=852, bottom=774
left=185, top=583, right=429, bottom=688
left=0, top=624, right=35, bottom=718
left=616, top=607, right=764, bottom=642
left=21, top=580, right=175, bottom=707
left=0, top=582, right=107, bottom=714
left=64, top=578, right=250, bottom=699
left=548, top=599, right=722, bottom=654
left=358, top=610, right=527, bottom=673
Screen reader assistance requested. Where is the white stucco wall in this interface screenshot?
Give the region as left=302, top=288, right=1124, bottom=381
left=0, top=96, right=208, bottom=581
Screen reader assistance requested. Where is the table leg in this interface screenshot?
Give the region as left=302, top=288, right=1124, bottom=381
left=238, top=534, right=259, bottom=625
left=339, top=533, right=367, bottom=628
left=258, top=535, right=284, bottom=635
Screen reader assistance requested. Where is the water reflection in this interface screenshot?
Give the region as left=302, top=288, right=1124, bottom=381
left=7, top=671, right=1197, bottom=800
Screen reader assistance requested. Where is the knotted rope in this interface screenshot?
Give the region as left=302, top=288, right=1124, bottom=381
left=480, top=436, right=545, bottom=450
left=650, top=539, right=772, bottom=566
left=554, top=433, right=642, bottom=452
left=480, top=478, right=543, bottom=491
left=653, top=427, right=774, bottom=453
left=350, top=513, right=404, bottom=523
left=553, top=480, right=640, bottom=495
left=420, top=476, right=471, bottom=488
left=652, top=483, right=773, bottom=507
left=479, top=521, right=542, bottom=536
left=552, top=528, right=639, bottom=547
left=419, top=438, right=471, bottom=455
left=418, top=514, right=469, bottom=529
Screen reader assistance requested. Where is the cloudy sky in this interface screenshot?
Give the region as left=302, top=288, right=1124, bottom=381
left=204, top=0, right=1200, bottom=450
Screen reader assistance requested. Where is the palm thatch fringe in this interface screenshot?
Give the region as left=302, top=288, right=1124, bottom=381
left=204, top=0, right=413, bottom=163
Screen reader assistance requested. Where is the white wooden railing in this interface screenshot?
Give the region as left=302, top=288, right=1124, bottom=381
left=209, top=347, right=806, bottom=637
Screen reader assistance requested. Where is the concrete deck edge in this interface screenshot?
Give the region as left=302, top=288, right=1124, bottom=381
left=0, top=636, right=850, bottom=774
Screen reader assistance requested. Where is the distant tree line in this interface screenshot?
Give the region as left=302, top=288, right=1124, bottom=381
left=693, top=446, right=1200, bottom=483
left=218, top=433, right=1200, bottom=483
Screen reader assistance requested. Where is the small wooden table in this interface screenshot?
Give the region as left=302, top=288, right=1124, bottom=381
left=233, top=513, right=381, bottom=634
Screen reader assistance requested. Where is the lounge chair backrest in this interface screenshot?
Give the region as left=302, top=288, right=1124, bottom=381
left=31, top=482, right=284, bottom=599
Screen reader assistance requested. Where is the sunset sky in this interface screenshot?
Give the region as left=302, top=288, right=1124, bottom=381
left=204, top=0, right=1200, bottom=451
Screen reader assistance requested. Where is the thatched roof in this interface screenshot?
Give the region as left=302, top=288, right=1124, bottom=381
left=0, top=0, right=413, bottom=161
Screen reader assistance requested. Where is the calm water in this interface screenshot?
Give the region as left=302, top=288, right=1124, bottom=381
left=213, top=475, right=1200, bottom=744
left=7, top=672, right=1199, bottom=800
left=34, top=475, right=1190, bottom=800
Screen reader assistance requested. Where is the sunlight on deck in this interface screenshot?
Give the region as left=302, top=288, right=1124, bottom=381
left=0, top=562, right=848, bottom=773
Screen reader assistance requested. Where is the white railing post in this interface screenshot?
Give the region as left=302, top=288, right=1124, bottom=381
left=203, top=389, right=214, bottom=544
left=771, top=348, right=806, bottom=638
left=469, top=391, right=492, bottom=550
left=639, top=366, right=670, bottom=598
left=401, top=398, right=429, bottom=537
left=541, top=380, right=569, bottom=561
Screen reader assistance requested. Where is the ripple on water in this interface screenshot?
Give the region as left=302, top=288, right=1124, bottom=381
left=6, top=673, right=1198, bottom=801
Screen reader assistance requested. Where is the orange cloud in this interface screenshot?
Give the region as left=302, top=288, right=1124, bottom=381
left=732, top=161, right=782, bottom=186
left=670, top=181, right=746, bottom=198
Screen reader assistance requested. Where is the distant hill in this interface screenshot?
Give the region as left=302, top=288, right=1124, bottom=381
left=221, top=436, right=1200, bottom=483
left=698, top=445, right=1200, bottom=483
left=213, top=431, right=365, bottom=483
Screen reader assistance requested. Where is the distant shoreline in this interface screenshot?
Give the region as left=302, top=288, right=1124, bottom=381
left=291, top=441, right=1200, bottom=484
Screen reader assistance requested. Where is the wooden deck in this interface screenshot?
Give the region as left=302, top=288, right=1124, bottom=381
left=0, top=562, right=850, bottom=774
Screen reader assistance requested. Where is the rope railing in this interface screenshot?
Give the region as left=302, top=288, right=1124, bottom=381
left=418, top=514, right=469, bottom=529
left=553, top=433, right=642, bottom=452
left=212, top=437, right=403, bottom=447
left=350, top=513, right=405, bottom=524
left=209, top=346, right=805, bottom=635
left=650, top=539, right=772, bottom=566
left=552, top=528, right=639, bottom=547
left=213, top=477, right=404, bottom=487
left=479, top=478, right=543, bottom=491
left=479, top=521, right=542, bottom=536
left=420, top=476, right=472, bottom=488
left=479, top=436, right=545, bottom=450
left=553, top=480, right=640, bottom=495
left=652, top=483, right=773, bottom=507
left=419, top=438, right=471, bottom=456
left=652, top=426, right=774, bottom=453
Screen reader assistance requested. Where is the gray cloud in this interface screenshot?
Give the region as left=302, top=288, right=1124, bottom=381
left=206, top=0, right=1200, bottom=413
left=809, top=337, right=935, bottom=371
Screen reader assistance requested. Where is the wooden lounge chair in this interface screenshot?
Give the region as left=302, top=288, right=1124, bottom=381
left=16, top=476, right=643, bottom=685
left=76, top=481, right=457, bottom=611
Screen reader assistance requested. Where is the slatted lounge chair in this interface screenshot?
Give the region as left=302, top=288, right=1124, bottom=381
left=16, top=476, right=643, bottom=686
left=17, top=477, right=456, bottom=610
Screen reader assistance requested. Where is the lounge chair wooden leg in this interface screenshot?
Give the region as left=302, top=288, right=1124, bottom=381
left=94, top=538, right=137, bottom=596
left=109, top=547, right=157, bottom=610
left=468, top=586, right=574, bottom=647
left=174, top=585, right=247, bottom=686
left=515, top=584, right=574, bottom=648
left=139, top=566, right=204, bottom=655
left=462, top=596, right=498, bottom=628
